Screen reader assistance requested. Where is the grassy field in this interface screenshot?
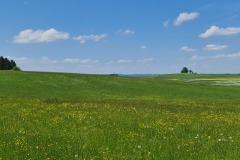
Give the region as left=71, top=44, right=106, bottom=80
left=1, top=71, right=240, bottom=159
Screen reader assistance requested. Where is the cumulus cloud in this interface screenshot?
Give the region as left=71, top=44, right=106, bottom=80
left=73, top=34, right=107, bottom=44
left=174, top=12, right=199, bottom=26
left=13, top=28, right=69, bottom=43
left=191, top=52, right=240, bottom=60
left=200, top=26, right=240, bottom=38
left=118, top=59, right=133, bottom=64
left=117, top=29, right=135, bottom=35
left=204, top=44, right=228, bottom=51
left=180, top=46, right=196, bottom=52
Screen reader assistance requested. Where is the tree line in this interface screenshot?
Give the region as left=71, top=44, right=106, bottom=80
left=0, top=56, right=20, bottom=70
left=181, top=67, right=196, bottom=74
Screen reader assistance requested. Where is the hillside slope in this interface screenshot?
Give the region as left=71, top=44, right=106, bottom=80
left=0, top=71, right=239, bottom=102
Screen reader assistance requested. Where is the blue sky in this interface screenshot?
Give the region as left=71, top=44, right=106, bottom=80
left=1, top=0, right=240, bottom=74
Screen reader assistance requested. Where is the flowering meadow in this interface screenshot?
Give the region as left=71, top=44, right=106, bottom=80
left=0, top=72, right=240, bottom=159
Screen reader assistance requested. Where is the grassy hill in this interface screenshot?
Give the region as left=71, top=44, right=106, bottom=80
left=1, top=71, right=240, bottom=159
left=0, top=71, right=239, bottom=102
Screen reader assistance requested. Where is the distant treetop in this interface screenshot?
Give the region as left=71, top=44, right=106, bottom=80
left=181, top=67, right=189, bottom=73
left=181, top=67, right=197, bottom=74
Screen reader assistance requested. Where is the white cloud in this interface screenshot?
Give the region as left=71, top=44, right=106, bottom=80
left=137, top=58, right=153, bottom=63
left=4, top=56, right=60, bottom=71
left=191, top=52, right=240, bottom=60
left=106, top=60, right=114, bottom=65
left=117, top=29, right=135, bottom=35
left=6, top=56, right=58, bottom=64
left=6, top=56, right=30, bottom=62
left=191, top=55, right=205, bottom=60
left=200, top=26, right=240, bottom=38
left=64, top=58, right=99, bottom=64
left=204, top=44, right=228, bottom=51
left=73, top=34, right=107, bottom=44
left=174, top=12, right=199, bottom=26
left=163, top=20, right=170, bottom=27
left=13, top=28, right=69, bottom=43
left=140, top=45, right=147, bottom=49
left=124, top=29, right=135, bottom=35
left=180, top=46, right=196, bottom=52
left=41, top=57, right=58, bottom=64
left=118, top=59, right=133, bottom=64
left=211, top=53, right=240, bottom=59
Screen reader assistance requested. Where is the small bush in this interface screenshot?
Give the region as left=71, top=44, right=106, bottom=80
left=12, top=66, right=22, bottom=71
left=110, top=73, right=118, bottom=76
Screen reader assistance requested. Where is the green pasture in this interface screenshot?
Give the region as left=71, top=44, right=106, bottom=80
left=1, top=71, right=240, bottom=159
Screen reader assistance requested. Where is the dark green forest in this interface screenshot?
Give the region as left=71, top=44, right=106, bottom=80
left=0, top=56, right=17, bottom=70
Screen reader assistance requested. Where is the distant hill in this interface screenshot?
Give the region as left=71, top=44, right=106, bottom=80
left=0, top=71, right=239, bottom=102
left=118, top=74, right=158, bottom=77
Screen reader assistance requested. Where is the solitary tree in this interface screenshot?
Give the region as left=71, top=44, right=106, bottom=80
left=181, top=67, right=189, bottom=73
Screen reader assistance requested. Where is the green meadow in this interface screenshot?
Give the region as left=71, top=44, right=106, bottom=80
left=1, top=71, right=240, bottom=159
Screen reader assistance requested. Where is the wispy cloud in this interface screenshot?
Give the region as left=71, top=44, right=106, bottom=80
left=204, top=44, right=228, bottom=51
left=23, top=0, right=29, bottom=5
left=5, top=56, right=60, bottom=71
left=64, top=58, right=99, bottom=64
left=73, top=34, right=107, bottom=44
left=179, top=46, right=196, bottom=52
left=13, top=28, right=69, bottom=43
left=6, top=56, right=58, bottom=64
left=212, top=53, right=240, bottom=59
left=137, top=58, right=153, bottom=63
left=41, top=57, right=58, bottom=64
left=163, top=20, right=170, bottom=27
left=6, top=56, right=30, bottom=62
left=118, top=59, right=133, bottom=64
left=191, top=52, right=240, bottom=60
left=140, top=45, right=147, bottom=49
left=117, top=29, right=135, bottom=35
left=200, top=26, right=240, bottom=38
left=191, top=55, right=205, bottom=60
left=174, top=12, right=199, bottom=26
